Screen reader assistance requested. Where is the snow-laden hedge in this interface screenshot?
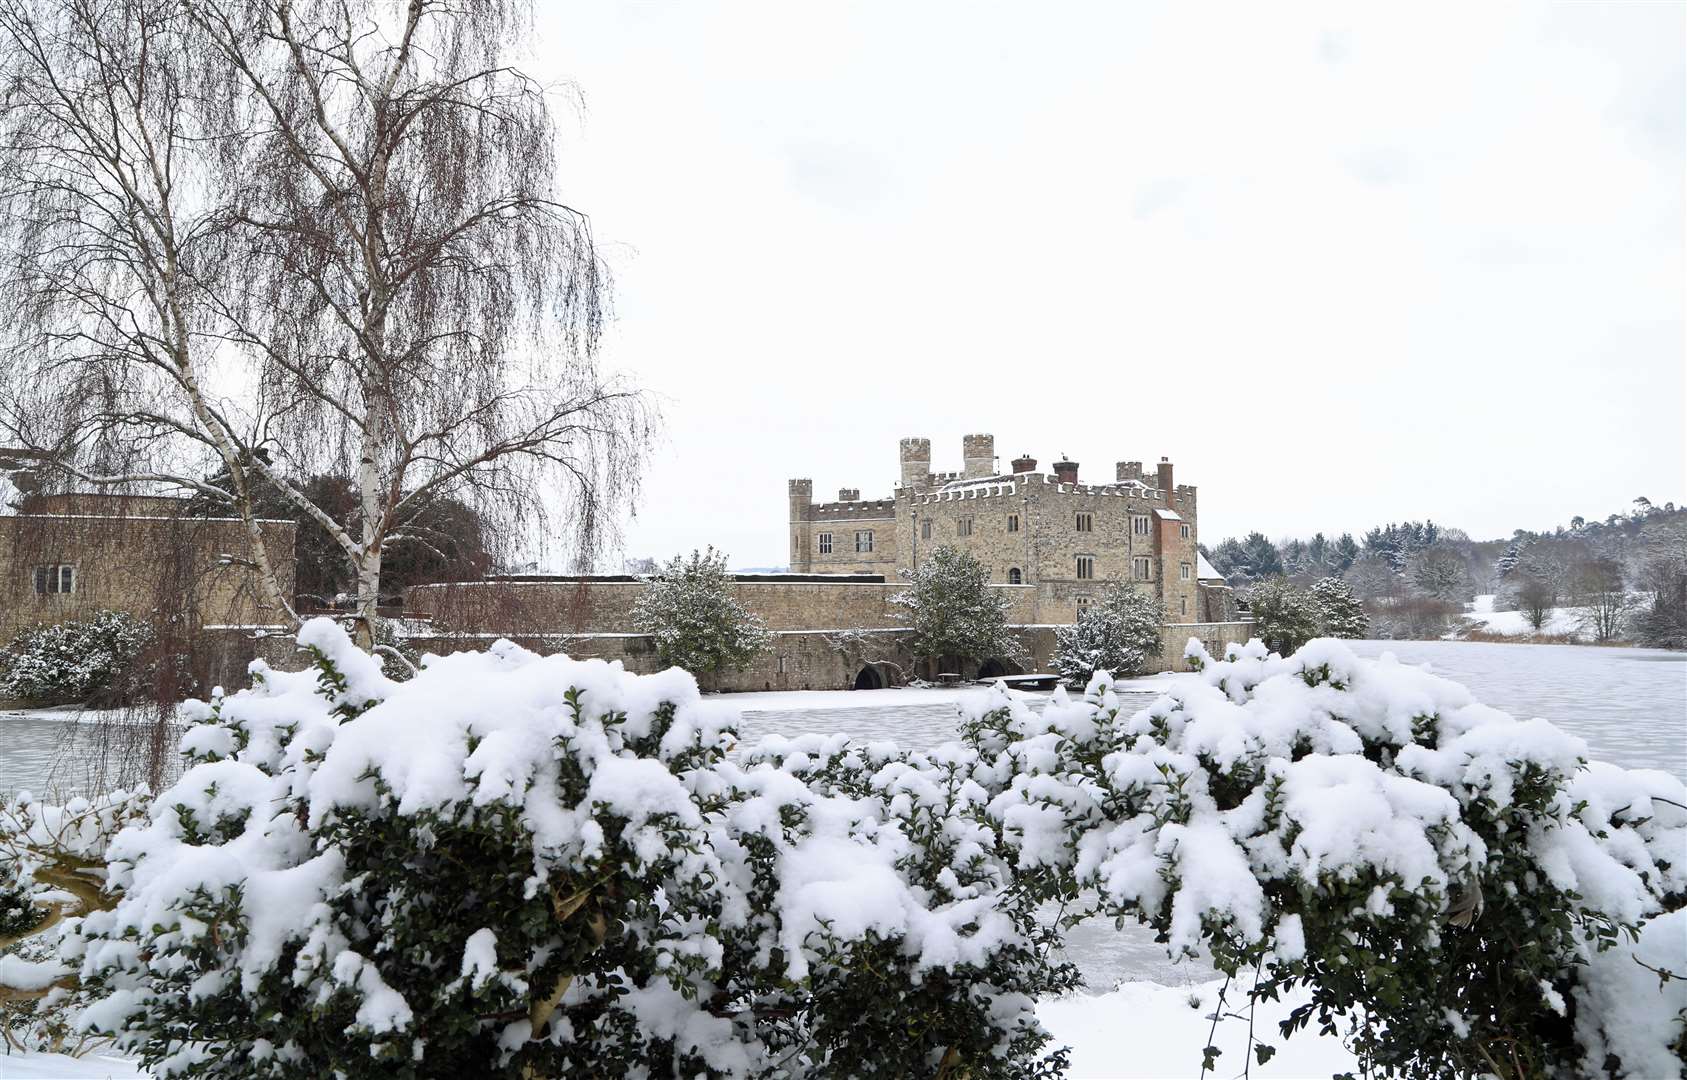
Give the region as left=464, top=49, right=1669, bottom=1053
left=967, top=638, right=1686, bottom=1078
left=0, top=611, right=155, bottom=705
left=70, top=619, right=1070, bottom=1078
left=48, top=624, right=1687, bottom=1078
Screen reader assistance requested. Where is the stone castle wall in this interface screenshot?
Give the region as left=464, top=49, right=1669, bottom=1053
left=0, top=513, right=296, bottom=641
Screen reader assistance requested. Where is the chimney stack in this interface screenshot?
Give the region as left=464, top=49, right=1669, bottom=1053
left=1053, top=458, right=1079, bottom=484
left=1011, top=454, right=1037, bottom=474
left=1157, top=457, right=1174, bottom=494
left=899, top=437, right=932, bottom=491
left=962, top=433, right=995, bottom=479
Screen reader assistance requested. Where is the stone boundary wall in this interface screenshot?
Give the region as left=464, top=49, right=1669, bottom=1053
left=411, top=579, right=1040, bottom=635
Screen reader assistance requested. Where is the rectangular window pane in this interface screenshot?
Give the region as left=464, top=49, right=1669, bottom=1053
left=59, top=566, right=73, bottom=593
left=1007, top=514, right=1018, bottom=533
left=921, top=520, right=932, bottom=540
left=818, top=533, right=832, bottom=554
left=34, top=566, right=48, bottom=595
left=856, top=531, right=873, bottom=553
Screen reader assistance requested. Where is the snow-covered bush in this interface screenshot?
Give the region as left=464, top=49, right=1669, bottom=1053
left=72, top=619, right=1069, bottom=1078
left=1308, top=576, right=1368, bottom=638
left=633, top=547, right=771, bottom=683
left=891, top=546, right=1025, bottom=674
left=0, top=611, right=155, bottom=705
left=968, top=638, right=1687, bottom=1079
left=1, top=788, right=149, bottom=1055
left=1241, top=579, right=1320, bottom=654
left=1051, top=584, right=1162, bottom=688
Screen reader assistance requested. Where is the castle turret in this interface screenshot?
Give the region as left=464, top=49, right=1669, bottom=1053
left=899, top=437, right=931, bottom=491
left=962, top=433, right=995, bottom=479
left=788, top=478, right=812, bottom=570
left=1157, top=457, right=1174, bottom=494
left=838, top=488, right=859, bottom=501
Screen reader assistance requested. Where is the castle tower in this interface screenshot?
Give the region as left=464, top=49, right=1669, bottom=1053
left=788, top=478, right=812, bottom=571
left=899, top=437, right=931, bottom=492
left=962, top=433, right=995, bottom=479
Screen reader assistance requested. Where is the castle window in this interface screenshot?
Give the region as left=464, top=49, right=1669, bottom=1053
left=1180, top=562, right=1191, bottom=581
left=1134, top=557, right=1151, bottom=580
left=33, top=564, right=75, bottom=595
left=1131, top=515, right=1150, bottom=536
left=818, top=532, right=833, bottom=554
left=855, top=530, right=874, bottom=553
left=1180, top=523, right=1191, bottom=539
left=1180, top=596, right=1188, bottom=616
left=1008, top=567, right=1022, bottom=584
left=1007, top=514, right=1019, bottom=533
left=1076, top=595, right=1092, bottom=611
left=921, top=520, right=932, bottom=540
left=957, top=516, right=973, bottom=537
left=1075, top=512, right=1093, bottom=533
left=1076, top=555, right=1095, bottom=580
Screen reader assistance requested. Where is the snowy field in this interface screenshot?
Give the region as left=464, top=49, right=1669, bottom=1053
left=1449, top=593, right=1587, bottom=639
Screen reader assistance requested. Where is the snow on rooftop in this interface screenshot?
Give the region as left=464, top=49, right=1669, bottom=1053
left=1197, top=552, right=1224, bottom=580
left=1152, top=508, right=1183, bottom=521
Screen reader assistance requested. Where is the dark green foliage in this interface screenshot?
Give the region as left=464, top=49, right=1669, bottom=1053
left=1244, top=579, right=1320, bottom=654
left=891, top=546, right=1025, bottom=672
left=0, top=610, right=155, bottom=705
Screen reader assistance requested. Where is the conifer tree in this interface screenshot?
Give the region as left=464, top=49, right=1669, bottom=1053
left=1309, top=576, right=1368, bottom=638
left=632, top=547, right=771, bottom=681
left=1052, top=584, right=1164, bottom=688
left=891, top=546, right=1024, bottom=674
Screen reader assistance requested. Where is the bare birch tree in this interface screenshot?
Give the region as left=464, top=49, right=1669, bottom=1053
left=0, top=0, right=298, bottom=624
left=1, top=0, right=650, bottom=650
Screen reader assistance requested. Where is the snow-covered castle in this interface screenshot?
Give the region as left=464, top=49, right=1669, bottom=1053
left=788, top=434, right=1237, bottom=627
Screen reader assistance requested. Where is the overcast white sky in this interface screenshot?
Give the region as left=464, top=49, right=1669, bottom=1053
left=530, top=1, right=1685, bottom=568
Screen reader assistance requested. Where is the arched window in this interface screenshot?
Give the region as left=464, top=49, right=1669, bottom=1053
left=1007, top=567, right=1022, bottom=584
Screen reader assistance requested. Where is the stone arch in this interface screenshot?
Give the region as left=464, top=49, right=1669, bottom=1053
left=852, top=665, right=886, bottom=690
left=1007, top=567, right=1022, bottom=584
left=976, top=657, right=1022, bottom=681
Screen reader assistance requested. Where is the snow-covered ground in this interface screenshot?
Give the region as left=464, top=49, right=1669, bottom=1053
left=2, top=982, right=1359, bottom=1080
left=0, top=1051, right=146, bottom=1078
left=1450, top=593, right=1587, bottom=639
left=1040, top=979, right=1356, bottom=1078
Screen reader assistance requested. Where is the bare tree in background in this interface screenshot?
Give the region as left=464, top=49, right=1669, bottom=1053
left=1, top=0, right=651, bottom=650
left=0, top=0, right=297, bottom=625
left=1571, top=557, right=1636, bottom=644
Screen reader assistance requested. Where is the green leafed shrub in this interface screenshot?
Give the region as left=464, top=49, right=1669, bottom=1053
left=73, top=619, right=1070, bottom=1078
left=0, top=611, right=155, bottom=705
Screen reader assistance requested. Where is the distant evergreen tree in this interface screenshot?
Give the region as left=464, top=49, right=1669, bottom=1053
left=1495, top=542, right=1524, bottom=579
left=632, top=547, right=771, bottom=681
left=1244, top=578, right=1320, bottom=654
left=1052, top=584, right=1164, bottom=688
left=1309, top=577, right=1368, bottom=638
left=891, top=546, right=1024, bottom=673
left=1240, top=532, right=1285, bottom=579
left=1332, top=533, right=1360, bottom=572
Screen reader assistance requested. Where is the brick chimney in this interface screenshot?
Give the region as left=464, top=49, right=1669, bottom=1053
left=1053, top=458, right=1079, bottom=484
left=1011, top=454, right=1037, bottom=474
left=1157, top=457, right=1174, bottom=493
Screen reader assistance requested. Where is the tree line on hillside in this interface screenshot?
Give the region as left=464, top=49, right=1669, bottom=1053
left=1203, top=499, right=1687, bottom=648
